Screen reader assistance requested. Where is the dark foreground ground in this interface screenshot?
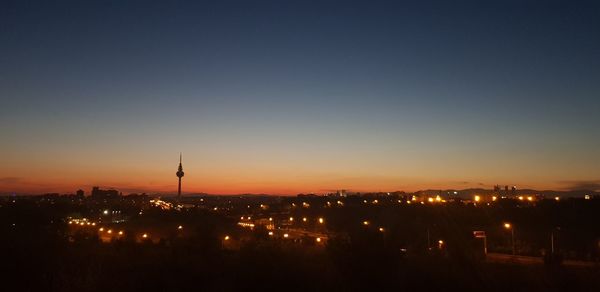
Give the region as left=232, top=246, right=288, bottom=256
left=3, top=236, right=599, bottom=292
left=2, top=196, right=599, bottom=291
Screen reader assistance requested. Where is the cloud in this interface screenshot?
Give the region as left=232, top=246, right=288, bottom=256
left=559, top=180, right=600, bottom=191
left=0, top=177, right=21, bottom=184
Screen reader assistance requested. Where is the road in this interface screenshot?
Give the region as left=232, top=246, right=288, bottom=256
left=486, top=252, right=598, bottom=268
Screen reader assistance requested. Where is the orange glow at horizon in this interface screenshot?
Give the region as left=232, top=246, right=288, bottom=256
left=0, top=150, right=596, bottom=195
left=0, top=171, right=577, bottom=195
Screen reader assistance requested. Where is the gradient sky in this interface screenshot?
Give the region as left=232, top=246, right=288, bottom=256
left=1, top=0, right=599, bottom=195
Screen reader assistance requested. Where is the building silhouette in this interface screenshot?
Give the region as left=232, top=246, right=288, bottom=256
left=91, top=186, right=120, bottom=199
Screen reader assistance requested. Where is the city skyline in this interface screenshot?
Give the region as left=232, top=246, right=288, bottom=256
left=2, top=1, right=600, bottom=195
left=2, top=152, right=599, bottom=195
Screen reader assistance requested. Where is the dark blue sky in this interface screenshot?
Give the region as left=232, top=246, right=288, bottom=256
left=1, top=0, right=599, bottom=194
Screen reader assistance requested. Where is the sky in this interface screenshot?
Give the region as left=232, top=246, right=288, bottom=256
left=1, top=0, right=599, bottom=195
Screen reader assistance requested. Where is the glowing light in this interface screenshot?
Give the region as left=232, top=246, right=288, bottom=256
left=363, top=221, right=369, bottom=226
left=504, top=223, right=511, bottom=229
left=555, top=196, right=560, bottom=201
left=118, top=231, right=123, bottom=235
left=492, top=196, right=497, bottom=201
left=103, top=210, right=109, bottom=215
left=428, top=198, right=434, bottom=203
left=178, top=225, right=183, bottom=230
left=373, top=199, right=378, bottom=204
left=379, top=227, right=384, bottom=232
left=518, top=196, right=524, bottom=201
left=318, top=218, right=324, bottom=224
left=268, top=231, right=274, bottom=236
left=527, top=196, right=533, bottom=201
left=99, top=228, right=104, bottom=232
left=316, top=237, right=322, bottom=243
left=224, top=235, right=230, bottom=240
left=142, top=233, right=148, bottom=238
left=474, top=195, right=481, bottom=202
left=302, top=217, right=307, bottom=222
left=107, top=229, right=112, bottom=234
left=289, top=217, right=294, bottom=221
left=283, top=233, right=289, bottom=238
left=91, top=223, right=96, bottom=226
left=435, top=195, right=441, bottom=202
left=237, top=222, right=255, bottom=228
left=269, top=217, right=273, bottom=221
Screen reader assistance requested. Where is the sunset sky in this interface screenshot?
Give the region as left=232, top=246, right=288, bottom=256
left=1, top=0, right=599, bottom=195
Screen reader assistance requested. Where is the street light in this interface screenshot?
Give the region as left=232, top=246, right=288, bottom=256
left=504, top=223, right=515, bottom=255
